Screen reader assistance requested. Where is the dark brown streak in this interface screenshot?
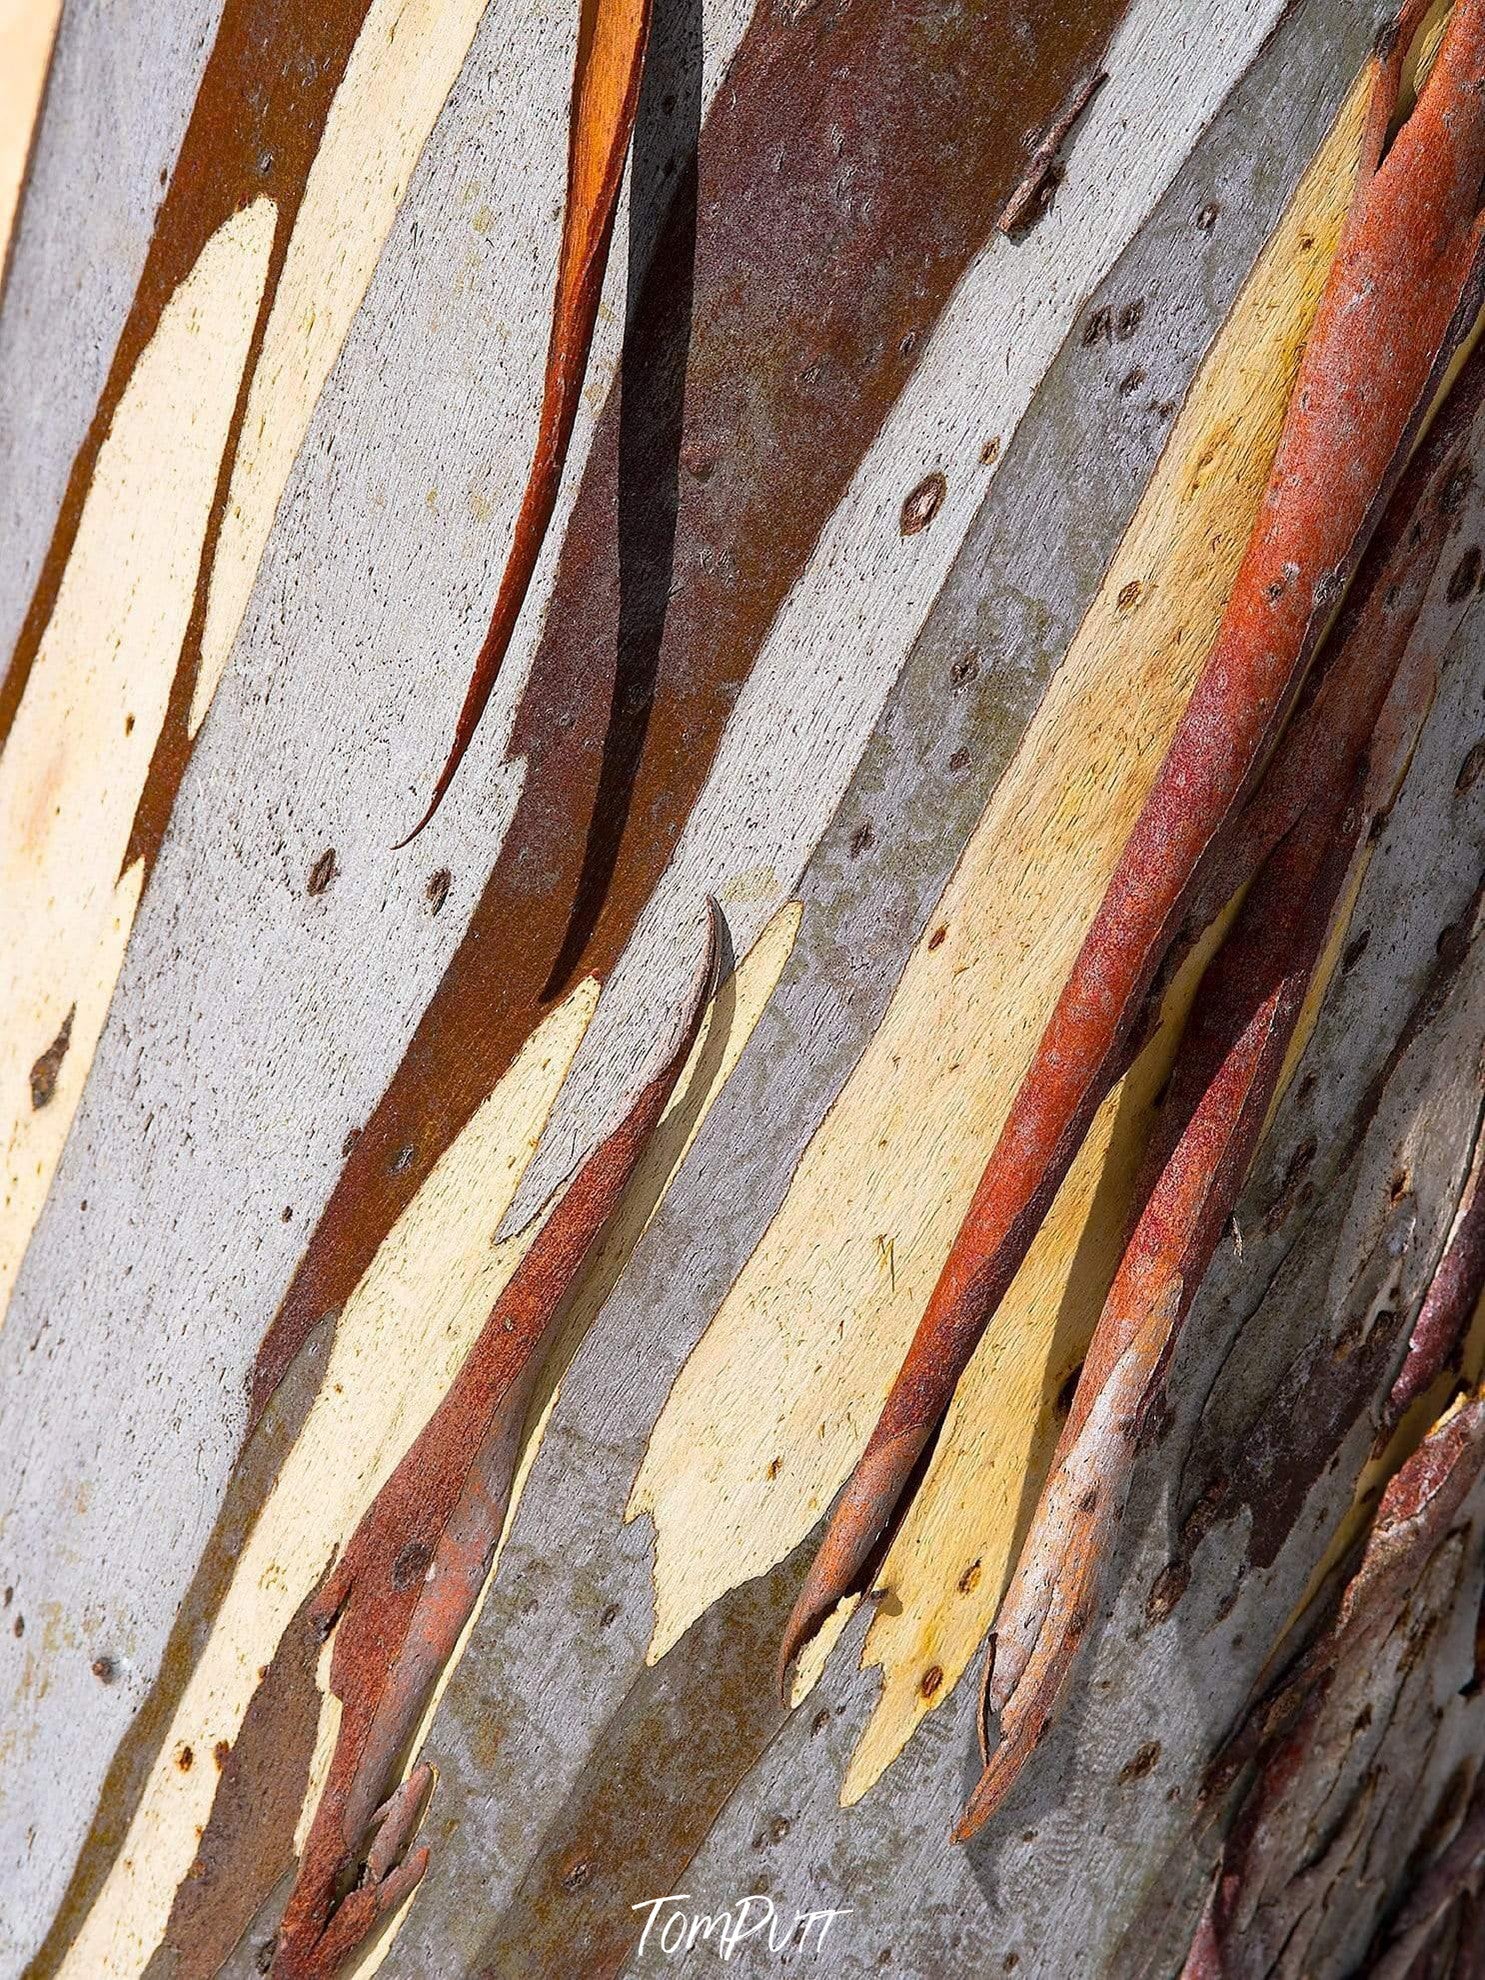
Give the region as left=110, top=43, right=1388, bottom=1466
left=540, top=0, right=702, bottom=1002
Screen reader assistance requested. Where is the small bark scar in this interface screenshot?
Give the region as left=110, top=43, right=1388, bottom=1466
left=269, top=901, right=720, bottom=1977
left=779, top=0, right=1485, bottom=1708
left=995, top=67, right=1108, bottom=237
left=399, top=0, right=655, bottom=842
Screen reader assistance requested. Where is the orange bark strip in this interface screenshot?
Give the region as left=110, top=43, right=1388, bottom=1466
left=269, top=905, right=718, bottom=1978
left=399, top=0, right=653, bottom=841
left=958, top=813, right=1353, bottom=1839
left=780, top=0, right=1485, bottom=1691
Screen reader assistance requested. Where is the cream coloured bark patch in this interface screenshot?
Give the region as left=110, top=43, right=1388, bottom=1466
left=629, top=63, right=1373, bottom=1805
left=0, top=0, right=60, bottom=265
left=191, top=0, right=495, bottom=734
left=0, top=196, right=276, bottom=1324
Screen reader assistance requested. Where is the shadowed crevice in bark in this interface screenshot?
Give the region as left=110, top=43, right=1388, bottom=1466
left=542, top=0, right=704, bottom=1000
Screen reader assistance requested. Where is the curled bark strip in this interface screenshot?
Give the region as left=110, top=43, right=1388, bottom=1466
left=1386, top=1116, right=1485, bottom=1429
left=270, top=902, right=719, bottom=1977
left=957, top=330, right=1485, bottom=1831
left=1182, top=1395, right=1485, bottom=1978
left=400, top=0, right=654, bottom=842
left=959, top=792, right=1355, bottom=1839
left=780, top=0, right=1485, bottom=1689
left=965, top=1284, right=1180, bottom=1807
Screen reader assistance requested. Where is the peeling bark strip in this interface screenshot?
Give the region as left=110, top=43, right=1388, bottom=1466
left=405, top=0, right=653, bottom=838
left=1183, top=1395, right=1485, bottom=1978
left=252, top=0, right=1136, bottom=1420
left=0, top=0, right=382, bottom=881
left=268, top=909, right=718, bottom=1978
left=959, top=340, right=1485, bottom=1831
left=964, top=837, right=1350, bottom=1839
left=780, top=0, right=1485, bottom=1694
left=995, top=67, right=1109, bottom=237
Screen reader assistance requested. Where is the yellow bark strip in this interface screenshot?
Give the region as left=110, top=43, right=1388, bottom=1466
left=192, top=0, right=495, bottom=732
left=0, top=0, right=60, bottom=266
left=0, top=198, right=276, bottom=1323
left=630, top=67, right=1373, bottom=1806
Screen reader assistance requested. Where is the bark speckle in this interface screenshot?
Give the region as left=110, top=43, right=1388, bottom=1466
left=29, top=1007, right=74, bottom=1110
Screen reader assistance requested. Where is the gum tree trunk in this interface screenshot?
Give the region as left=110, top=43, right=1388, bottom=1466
left=3, top=0, right=1484, bottom=1975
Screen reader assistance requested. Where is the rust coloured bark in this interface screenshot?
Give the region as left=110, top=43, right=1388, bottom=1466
left=781, top=0, right=1485, bottom=1694
left=269, top=906, right=718, bottom=1978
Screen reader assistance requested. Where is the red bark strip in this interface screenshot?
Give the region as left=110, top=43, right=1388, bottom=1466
left=957, top=327, right=1485, bottom=1834
left=959, top=788, right=1361, bottom=1839
left=780, top=0, right=1485, bottom=1691
left=399, top=0, right=654, bottom=841
left=269, top=905, right=718, bottom=1979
